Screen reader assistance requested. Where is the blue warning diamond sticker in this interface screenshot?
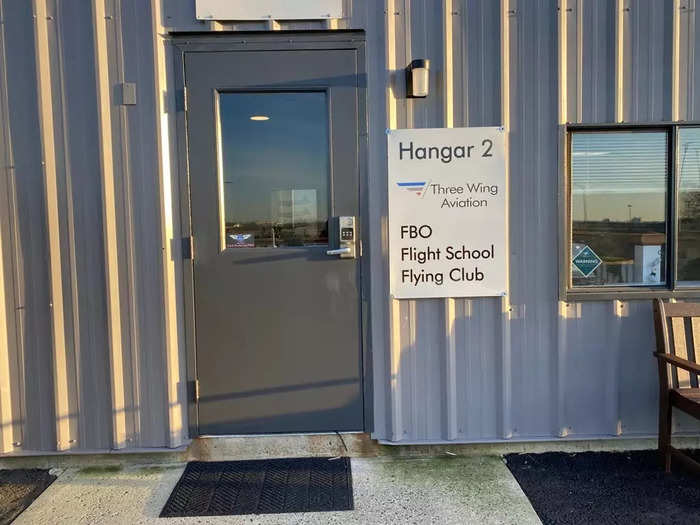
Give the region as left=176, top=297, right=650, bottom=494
left=572, top=245, right=602, bottom=277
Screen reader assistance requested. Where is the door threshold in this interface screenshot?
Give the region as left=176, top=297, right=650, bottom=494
left=198, top=431, right=364, bottom=439
left=189, top=432, right=374, bottom=461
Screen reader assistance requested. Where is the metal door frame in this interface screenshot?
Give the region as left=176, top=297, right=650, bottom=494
left=170, top=31, right=371, bottom=438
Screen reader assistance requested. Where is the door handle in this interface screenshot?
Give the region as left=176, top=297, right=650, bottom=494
left=326, top=247, right=352, bottom=256
left=327, top=216, right=357, bottom=259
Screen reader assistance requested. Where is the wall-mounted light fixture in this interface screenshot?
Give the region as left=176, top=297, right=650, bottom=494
left=406, top=59, right=430, bottom=98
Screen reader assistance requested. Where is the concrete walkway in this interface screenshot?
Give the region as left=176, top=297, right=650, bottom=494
left=15, top=456, right=541, bottom=524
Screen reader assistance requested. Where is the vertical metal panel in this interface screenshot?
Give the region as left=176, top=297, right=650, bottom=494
left=557, top=0, right=571, bottom=439
left=32, top=0, right=76, bottom=452
left=622, top=0, right=673, bottom=122
left=499, top=0, right=513, bottom=441
left=55, top=0, right=113, bottom=451
left=92, top=0, right=129, bottom=450
left=103, top=0, right=139, bottom=448
left=443, top=0, right=458, bottom=440
left=385, top=0, right=463, bottom=441
left=507, top=0, right=559, bottom=439
left=386, top=0, right=407, bottom=441
left=579, top=0, right=616, bottom=123
left=458, top=0, right=502, bottom=126
left=402, top=0, right=448, bottom=441
left=454, top=300, right=502, bottom=439
left=679, top=0, right=698, bottom=120
left=615, top=301, right=657, bottom=434
left=0, top=1, right=23, bottom=453
left=452, top=0, right=503, bottom=440
left=119, top=0, right=169, bottom=448
left=378, top=0, right=401, bottom=439
left=689, top=0, right=699, bottom=119
left=152, top=0, right=188, bottom=448
left=0, top=0, right=56, bottom=452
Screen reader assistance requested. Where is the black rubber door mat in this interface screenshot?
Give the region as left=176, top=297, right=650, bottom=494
left=160, top=457, right=353, bottom=517
left=0, top=469, right=56, bottom=525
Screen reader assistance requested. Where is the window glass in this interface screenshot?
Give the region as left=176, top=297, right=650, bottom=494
left=571, top=131, right=668, bottom=287
left=218, top=92, right=330, bottom=248
left=678, top=128, right=700, bottom=283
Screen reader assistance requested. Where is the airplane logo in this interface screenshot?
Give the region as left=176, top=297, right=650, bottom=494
left=229, top=234, right=252, bottom=242
left=227, top=233, right=254, bottom=248
left=397, top=181, right=428, bottom=197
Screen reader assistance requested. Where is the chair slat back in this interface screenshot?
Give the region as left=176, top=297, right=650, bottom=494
left=662, top=302, right=700, bottom=318
left=654, top=299, right=700, bottom=389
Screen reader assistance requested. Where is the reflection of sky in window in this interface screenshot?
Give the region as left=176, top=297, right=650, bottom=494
left=571, top=131, right=667, bottom=222
left=679, top=128, right=700, bottom=193
left=219, top=92, right=329, bottom=225
left=678, top=128, right=700, bottom=282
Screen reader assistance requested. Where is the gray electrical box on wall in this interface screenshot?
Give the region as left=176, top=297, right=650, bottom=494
left=120, top=82, right=136, bottom=105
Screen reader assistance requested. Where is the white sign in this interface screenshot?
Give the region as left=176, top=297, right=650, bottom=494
left=388, top=127, right=507, bottom=299
left=196, top=0, right=343, bottom=20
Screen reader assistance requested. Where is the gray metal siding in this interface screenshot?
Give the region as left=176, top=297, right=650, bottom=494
left=508, top=0, right=560, bottom=439
left=461, top=0, right=502, bottom=127
left=0, top=0, right=182, bottom=454
left=116, top=0, right=169, bottom=448
left=684, top=0, right=700, bottom=119
left=624, top=0, right=673, bottom=122
left=57, top=0, right=113, bottom=451
left=0, top=0, right=698, bottom=454
left=1, top=0, right=56, bottom=451
left=579, top=0, right=616, bottom=123
left=453, top=0, right=503, bottom=441
left=377, top=0, right=700, bottom=444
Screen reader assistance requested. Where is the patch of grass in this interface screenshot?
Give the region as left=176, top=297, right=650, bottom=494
left=135, top=464, right=183, bottom=473
left=79, top=465, right=123, bottom=475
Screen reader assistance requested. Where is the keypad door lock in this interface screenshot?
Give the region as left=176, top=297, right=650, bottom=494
left=326, top=216, right=357, bottom=259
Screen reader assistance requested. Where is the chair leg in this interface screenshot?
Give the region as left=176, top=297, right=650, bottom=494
left=659, top=394, right=672, bottom=473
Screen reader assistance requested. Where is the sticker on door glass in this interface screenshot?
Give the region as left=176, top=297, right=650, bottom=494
left=227, top=231, right=254, bottom=248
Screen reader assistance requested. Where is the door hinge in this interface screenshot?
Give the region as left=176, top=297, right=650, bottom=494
left=182, top=236, right=194, bottom=260
left=190, top=379, right=200, bottom=402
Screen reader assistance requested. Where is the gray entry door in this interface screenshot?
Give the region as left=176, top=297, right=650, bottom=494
left=185, top=47, right=364, bottom=435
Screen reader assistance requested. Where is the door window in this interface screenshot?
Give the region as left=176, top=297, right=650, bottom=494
left=217, top=91, right=330, bottom=249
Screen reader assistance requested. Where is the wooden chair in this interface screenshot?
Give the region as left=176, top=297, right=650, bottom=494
left=653, top=298, right=700, bottom=473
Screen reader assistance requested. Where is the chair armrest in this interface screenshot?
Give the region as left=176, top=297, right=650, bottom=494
left=654, top=352, right=700, bottom=374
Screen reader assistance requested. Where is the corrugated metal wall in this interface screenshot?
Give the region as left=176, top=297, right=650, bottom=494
left=1, top=0, right=699, bottom=454
left=0, top=0, right=186, bottom=454
left=377, top=0, right=700, bottom=444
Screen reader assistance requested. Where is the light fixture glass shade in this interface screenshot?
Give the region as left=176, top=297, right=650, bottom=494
left=406, top=59, right=430, bottom=98
left=411, top=68, right=429, bottom=97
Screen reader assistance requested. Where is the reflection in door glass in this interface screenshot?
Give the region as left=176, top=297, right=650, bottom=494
left=678, top=128, right=700, bottom=283
left=218, top=92, right=329, bottom=248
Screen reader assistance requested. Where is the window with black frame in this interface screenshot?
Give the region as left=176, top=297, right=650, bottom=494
left=567, top=125, right=700, bottom=297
